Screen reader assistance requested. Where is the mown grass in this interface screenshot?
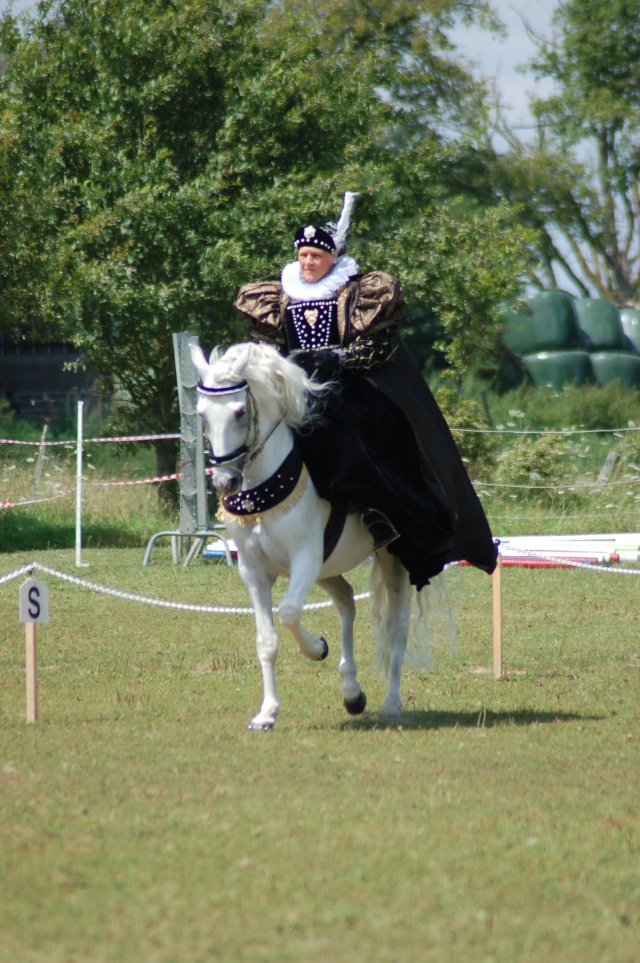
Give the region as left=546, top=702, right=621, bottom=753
left=1, top=396, right=640, bottom=960
left=1, top=547, right=639, bottom=963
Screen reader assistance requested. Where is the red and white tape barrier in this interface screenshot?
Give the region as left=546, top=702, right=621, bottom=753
left=0, top=489, right=75, bottom=509
left=0, top=472, right=185, bottom=509
left=0, top=433, right=180, bottom=447
left=89, top=472, right=181, bottom=488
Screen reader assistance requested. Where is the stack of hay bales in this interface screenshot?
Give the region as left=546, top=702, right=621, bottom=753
left=620, top=307, right=640, bottom=353
left=503, top=292, right=640, bottom=389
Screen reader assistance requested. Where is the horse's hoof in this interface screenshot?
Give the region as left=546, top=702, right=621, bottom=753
left=248, top=720, right=274, bottom=732
left=319, top=637, right=329, bottom=661
left=344, top=691, right=367, bottom=715
left=378, top=705, right=401, bottom=721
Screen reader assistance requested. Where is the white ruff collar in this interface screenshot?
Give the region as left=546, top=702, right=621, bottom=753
left=281, top=255, right=359, bottom=301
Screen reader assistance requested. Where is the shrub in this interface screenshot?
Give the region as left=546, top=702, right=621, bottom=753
left=488, top=381, right=640, bottom=433
left=435, top=385, right=499, bottom=477
left=494, top=434, right=584, bottom=504
left=614, top=426, right=640, bottom=473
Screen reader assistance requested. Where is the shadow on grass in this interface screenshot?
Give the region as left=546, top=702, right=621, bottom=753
left=0, top=516, right=147, bottom=552
left=339, top=708, right=605, bottom=731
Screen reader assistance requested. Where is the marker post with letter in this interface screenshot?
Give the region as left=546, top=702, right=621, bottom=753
left=19, top=578, right=49, bottom=723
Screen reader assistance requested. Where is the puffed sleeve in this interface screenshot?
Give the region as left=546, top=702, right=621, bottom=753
left=348, top=272, right=405, bottom=337
left=235, top=281, right=286, bottom=346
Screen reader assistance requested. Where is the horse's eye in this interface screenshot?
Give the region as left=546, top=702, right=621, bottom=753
left=234, top=405, right=246, bottom=420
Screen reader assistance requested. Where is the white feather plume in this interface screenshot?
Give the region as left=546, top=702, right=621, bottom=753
left=329, top=191, right=359, bottom=253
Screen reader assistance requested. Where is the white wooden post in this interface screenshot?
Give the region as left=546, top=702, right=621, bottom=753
left=492, top=553, right=503, bottom=680
left=75, top=401, right=85, bottom=567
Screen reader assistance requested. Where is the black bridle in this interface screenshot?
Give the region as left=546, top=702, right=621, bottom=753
left=197, top=379, right=284, bottom=479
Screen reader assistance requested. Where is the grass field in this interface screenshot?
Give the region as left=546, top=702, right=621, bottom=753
left=1, top=545, right=639, bottom=962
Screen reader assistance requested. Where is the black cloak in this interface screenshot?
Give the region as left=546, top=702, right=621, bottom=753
left=236, top=275, right=498, bottom=589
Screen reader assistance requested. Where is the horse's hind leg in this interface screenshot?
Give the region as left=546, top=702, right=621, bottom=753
left=375, top=550, right=410, bottom=719
left=317, top=575, right=366, bottom=716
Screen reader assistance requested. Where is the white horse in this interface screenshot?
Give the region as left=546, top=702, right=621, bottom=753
left=191, top=340, right=423, bottom=731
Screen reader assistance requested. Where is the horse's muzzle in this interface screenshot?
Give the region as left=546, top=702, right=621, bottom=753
left=209, top=465, right=243, bottom=496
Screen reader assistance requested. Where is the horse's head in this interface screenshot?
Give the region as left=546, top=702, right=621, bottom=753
left=191, top=340, right=326, bottom=496
left=190, top=343, right=254, bottom=497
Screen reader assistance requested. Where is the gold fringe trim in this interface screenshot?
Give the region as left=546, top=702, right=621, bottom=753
left=216, top=464, right=310, bottom=528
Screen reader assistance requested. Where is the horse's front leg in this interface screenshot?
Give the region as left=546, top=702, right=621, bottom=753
left=318, top=575, right=366, bottom=716
left=238, top=559, right=280, bottom=731
left=376, top=549, right=410, bottom=719
left=278, top=551, right=328, bottom=662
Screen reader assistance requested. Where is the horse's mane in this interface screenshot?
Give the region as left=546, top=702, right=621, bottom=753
left=208, top=342, right=329, bottom=431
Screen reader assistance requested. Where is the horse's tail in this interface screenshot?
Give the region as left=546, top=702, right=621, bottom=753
left=369, top=558, right=458, bottom=678
left=369, top=557, right=393, bottom=677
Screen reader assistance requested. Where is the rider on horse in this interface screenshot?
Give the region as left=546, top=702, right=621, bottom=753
left=234, top=193, right=498, bottom=590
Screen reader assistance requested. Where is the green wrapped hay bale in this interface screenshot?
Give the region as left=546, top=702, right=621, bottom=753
left=502, top=291, right=582, bottom=354
left=573, top=298, right=624, bottom=349
left=590, top=351, right=640, bottom=388
left=522, top=351, right=595, bottom=390
left=619, top=307, right=640, bottom=353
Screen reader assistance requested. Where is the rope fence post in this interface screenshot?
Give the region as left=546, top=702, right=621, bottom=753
left=19, top=577, right=49, bottom=724
left=25, top=622, right=38, bottom=724
left=492, top=552, right=503, bottom=680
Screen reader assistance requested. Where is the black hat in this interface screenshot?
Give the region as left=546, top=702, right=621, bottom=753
left=293, top=225, right=336, bottom=253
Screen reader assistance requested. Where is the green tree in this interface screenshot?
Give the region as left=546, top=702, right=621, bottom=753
left=494, top=0, right=640, bottom=304
left=370, top=202, right=535, bottom=383
left=0, top=0, right=530, bottom=491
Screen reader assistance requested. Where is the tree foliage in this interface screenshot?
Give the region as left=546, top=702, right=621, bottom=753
left=0, top=0, right=530, bottom=485
left=494, top=0, right=640, bottom=304
left=370, top=202, right=535, bottom=381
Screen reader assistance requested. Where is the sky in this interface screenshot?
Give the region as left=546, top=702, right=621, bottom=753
left=448, top=0, right=559, bottom=137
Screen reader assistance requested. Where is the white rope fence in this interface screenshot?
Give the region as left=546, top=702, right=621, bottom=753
left=0, top=560, right=370, bottom=614
left=1, top=544, right=637, bottom=620
left=4, top=550, right=637, bottom=723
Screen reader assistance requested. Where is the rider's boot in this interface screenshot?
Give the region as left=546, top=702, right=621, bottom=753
left=362, top=509, right=400, bottom=550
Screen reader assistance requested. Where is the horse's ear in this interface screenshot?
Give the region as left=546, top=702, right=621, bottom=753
left=189, top=342, right=209, bottom=383
left=230, top=343, right=252, bottom=378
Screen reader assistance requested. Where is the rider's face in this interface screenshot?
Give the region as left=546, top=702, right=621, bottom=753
left=297, top=246, right=337, bottom=283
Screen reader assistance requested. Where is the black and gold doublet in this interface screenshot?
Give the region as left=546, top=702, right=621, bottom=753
left=235, top=271, right=497, bottom=587
left=237, top=271, right=403, bottom=370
